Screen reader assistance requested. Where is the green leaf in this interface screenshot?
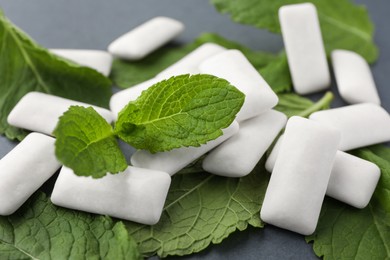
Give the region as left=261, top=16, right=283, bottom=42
left=110, top=33, right=278, bottom=89
left=275, top=91, right=333, bottom=118
left=110, top=43, right=195, bottom=89
left=125, top=161, right=269, bottom=258
left=210, top=0, right=378, bottom=63
left=259, top=52, right=292, bottom=93
left=0, top=10, right=112, bottom=141
left=53, top=106, right=127, bottom=178
left=0, top=192, right=141, bottom=260
left=194, top=33, right=278, bottom=70
left=306, top=146, right=390, bottom=259
left=115, top=74, right=244, bottom=153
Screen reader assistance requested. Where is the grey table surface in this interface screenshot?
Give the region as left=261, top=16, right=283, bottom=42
left=0, top=0, right=389, bottom=259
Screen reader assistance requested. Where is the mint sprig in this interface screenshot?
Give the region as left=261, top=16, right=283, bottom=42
left=54, top=74, right=244, bottom=178
left=53, top=106, right=128, bottom=178
left=116, top=74, right=245, bottom=153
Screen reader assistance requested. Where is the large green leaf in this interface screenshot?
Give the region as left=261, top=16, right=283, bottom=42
left=0, top=10, right=112, bottom=141
left=0, top=192, right=141, bottom=260
left=306, top=146, right=390, bottom=259
left=125, top=161, right=269, bottom=257
left=210, top=0, right=378, bottom=63
left=53, top=106, right=127, bottom=178
left=115, top=74, right=244, bottom=153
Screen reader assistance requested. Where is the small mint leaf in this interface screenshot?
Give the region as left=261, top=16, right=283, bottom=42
left=115, top=74, right=244, bottom=153
left=53, top=106, right=127, bottom=178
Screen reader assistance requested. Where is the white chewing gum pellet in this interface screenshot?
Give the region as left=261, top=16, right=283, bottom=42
left=157, top=43, right=226, bottom=78
left=327, top=151, right=380, bottom=208
left=131, top=121, right=239, bottom=176
left=279, top=3, right=330, bottom=94
left=108, top=17, right=184, bottom=60
left=110, top=43, right=226, bottom=118
left=199, top=50, right=278, bottom=122
left=265, top=135, right=283, bottom=173
left=266, top=138, right=380, bottom=208
left=51, top=166, right=171, bottom=225
left=260, top=116, right=340, bottom=235
left=110, top=77, right=161, bottom=117
left=202, top=110, right=287, bottom=177
left=0, top=133, right=61, bottom=215
left=309, top=103, right=390, bottom=151
left=332, top=50, right=380, bottom=105
left=8, top=92, right=113, bottom=136
left=50, top=49, right=113, bottom=76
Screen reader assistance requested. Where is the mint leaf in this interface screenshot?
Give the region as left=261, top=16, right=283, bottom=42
left=110, top=33, right=278, bottom=89
left=194, top=33, right=278, bottom=70
left=259, top=52, right=292, bottom=93
left=115, top=74, right=244, bottom=153
left=211, top=0, right=378, bottom=63
left=0, top=192, right=141, bottom=260
left=110, top=43, right=195, bottom=89
left=306, top=146, right=390, bottom=259
left=53, top=106, right=127, bottom=178
left=0, top=10, right=112, bottom=141
left=275, top=91, right=333, bottom=117
left=125, top=161, right=269, bottom=258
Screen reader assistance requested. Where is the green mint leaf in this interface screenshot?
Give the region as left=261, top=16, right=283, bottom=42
left=259, top=52, right=292, bottom=93
left=53, top=106, right=127, bottom=178
left=115, top=74, right=244, bottom=153
left=306, top=145, right=390, bottom=259
left=110, top=33, right=277, bottom=89
left=211, top=0, right=378, bottom=63
left=275, top=91, right=333, bottom=118
left=125, top=161, right=269, bottom=258
left=0, top=10, right=112, bottom=141
left=0, top=192, right=141, bottom=260
left=195, top=33, right=278, bottom=70
left=110, top=43, right=195, bottom=89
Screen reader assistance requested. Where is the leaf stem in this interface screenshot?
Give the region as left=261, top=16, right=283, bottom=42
left=297, top=91, right=334, bottom=118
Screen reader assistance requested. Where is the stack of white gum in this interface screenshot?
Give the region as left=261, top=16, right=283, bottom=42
left=261, top=117, right=340, bottom=235
left=0, top=133, right=61, bottom=215
left=51, top=166, right=171, bottom=225
left=266, top=136, right=381, bottom=209
left=109, top=43, right=226, bottom=117
left=50, top=49, right=113, bottom=76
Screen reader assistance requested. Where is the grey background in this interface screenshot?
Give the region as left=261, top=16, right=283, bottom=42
left=0, top=0, right=389, bottom=259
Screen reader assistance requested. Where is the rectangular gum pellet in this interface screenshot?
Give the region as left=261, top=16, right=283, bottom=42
left=309, top=103, right=390, bottom=151
left=331, top=50, right=380, bottom=105
left=50, top=49, right=113, bottom=76
left=51, top=166, right=171, bottom=225
left=199, top=50, right=279, bottom=122
left=156, top=43, right=226, bottom=78
left=279, top=3, right=330, bottom=94
left=0, top=132, right=61, bottom=215
left=131, top=121, right=239, bottom=175
left=202, top=110, right=287, bottom=177
left=260, top=116, right=340, bottom=235
left=327, top=151, right=380, bottom=208
left=108, top=16, right=184, bottom=60
left=109, top=43, right=226, bottom=118
left=7, top=92, right=113, bottom=136
left=266, top=136, right=381, bottom=208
